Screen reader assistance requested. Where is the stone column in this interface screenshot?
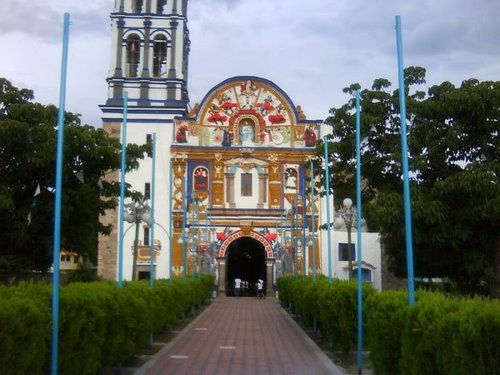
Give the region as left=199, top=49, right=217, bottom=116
left=218, top=258, right=226, bottom=294
left=226, top=173, right=235, bottom=207
left=266, top=260, right=274, bottom=293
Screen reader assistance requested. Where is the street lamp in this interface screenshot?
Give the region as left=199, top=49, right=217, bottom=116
left=189, top=193, right=201, bottom=276
left=334, top=198, right=356, bottom=280
left=124, top=199, right=151, bottom=281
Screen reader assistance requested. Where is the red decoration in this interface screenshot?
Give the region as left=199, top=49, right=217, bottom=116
left=266, top=233, right=277, bottom=241
left=216, top=232, right=226, bottom=241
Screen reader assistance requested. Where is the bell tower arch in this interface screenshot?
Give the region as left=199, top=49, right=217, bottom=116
left=104, top=0, right=190, bottom=108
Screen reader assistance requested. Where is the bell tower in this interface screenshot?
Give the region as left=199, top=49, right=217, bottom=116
left=102, top=0, right=189, bottom=111
left=98, top=0, right=190, bottom=280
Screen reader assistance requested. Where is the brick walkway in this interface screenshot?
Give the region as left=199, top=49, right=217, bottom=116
left=135, top=296, right=345, bottom=375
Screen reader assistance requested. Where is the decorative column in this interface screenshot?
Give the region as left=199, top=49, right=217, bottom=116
left=218, top=259, right=226, bottom=294
left=257, top=173, right=267, bottom=208
left=225, top=172, right=235, bottom=208
left=266, top=260, right=274, bottom=292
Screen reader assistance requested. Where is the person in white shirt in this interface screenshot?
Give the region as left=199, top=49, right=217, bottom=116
left=257, top=279, right=264, bottom=298
left=234, top=278, right=242, bottom=297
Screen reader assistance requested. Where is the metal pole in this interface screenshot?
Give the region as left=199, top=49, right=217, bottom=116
left=355, top=89, right=364, bottom=374
left=395, top=15, right=415, bottom=306
left=149, top=133, right=156, bottom=287
left=197, top=202, right=201, bottom=276
left=301, top=168, right=307, bottom=276
left=310, top=159, right=316, bottom=282
left=347, top=223, right=352, bottom=280
left=323, top=138, right=333, bottom=282
left=118, top=92, right=128, bottom=287
left=51, top=12, right=70, bottom=375
left=168, top=158, right=173, bottom=283
left=132, top=219, right=139, bottom=281
left=182, top=175, right=187, bottom=280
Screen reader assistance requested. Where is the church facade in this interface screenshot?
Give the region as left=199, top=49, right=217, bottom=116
left=97, top=0, right=382, bottom=293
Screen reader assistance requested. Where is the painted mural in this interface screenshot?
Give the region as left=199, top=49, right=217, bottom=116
left=174, top=77, right=319, bottom=148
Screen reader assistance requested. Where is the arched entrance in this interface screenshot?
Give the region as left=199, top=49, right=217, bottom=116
left=225, top=237, right=266, bottom=296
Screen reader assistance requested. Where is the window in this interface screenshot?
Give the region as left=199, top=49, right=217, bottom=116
left=144, top=182, right=150, bottom=200
left=143, top=227, right=150, bottom=246
left=241, top=173, right=252, bottom=196
left=126, top=34, right=140, bottom=77
left=153, top=35, right=167, bottom=77
left=362, top=268, right=372, bottom=283
left=146, top=133, right=152, bottom=144
left=157, top=0, right=167, bottom=13
left=133, top=0, right=143, bottom=13
left=338, top=243, right=356, bottom=261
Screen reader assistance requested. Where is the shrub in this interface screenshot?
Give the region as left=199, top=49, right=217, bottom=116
left=365, top=290, right=408, bottom=375
left=0, top=297, right=49, bottom=375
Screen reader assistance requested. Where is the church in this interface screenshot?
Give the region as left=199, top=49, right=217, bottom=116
left=97, top=0, right=382, bottom=294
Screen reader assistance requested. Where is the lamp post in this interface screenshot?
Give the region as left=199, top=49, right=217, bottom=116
left=334, top=198, right=356, bottom=280
left=124, top=199, right=151, bottom=281
left=189, top=193, right=201, bottom=276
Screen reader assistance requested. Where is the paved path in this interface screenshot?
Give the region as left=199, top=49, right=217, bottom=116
left=136, top=296, right=345, bottom=375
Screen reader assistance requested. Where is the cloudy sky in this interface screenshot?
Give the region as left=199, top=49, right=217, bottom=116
left=1, top=0, right=499, bottom=127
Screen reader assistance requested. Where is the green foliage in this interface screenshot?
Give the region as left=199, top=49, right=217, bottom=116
left=365, top=291, right=408, bottom=375
left=0, top=277, right=212, bottom=373
left=0, top=296, right=49, bottom=375
left=400, top=292, right=500, bottom=375
left=277, top=276, right=376, bottom=353
left=65, top=260, right=100, bottom=284
left=278, top=279, right=500, bottom=374
left=0, top=77, right=150, bottom=273
left=321, top=70, right=499, bottom=294
left=432, top=297, right=500, bottom=375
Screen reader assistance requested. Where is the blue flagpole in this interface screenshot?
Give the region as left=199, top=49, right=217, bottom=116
left=355, top=90, right=364, bottom=374
left=301, top=167, right=307, bottom=276
left=168, top=158, right=174, bottom=284
left=323, top=137, right=333, bottom=282
left=149, top=133, right=156, bottom=288
left=310, top=159, right=316, bottom=282
left=51, top=12, right=70, bottom=375
left=395, top=15, right=415, bottom=306
left=182, top=174, right=187, bottom=281
left=118, top=92, right=128, bottom=288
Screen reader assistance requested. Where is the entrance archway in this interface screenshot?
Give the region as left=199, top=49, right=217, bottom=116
left=226, top=237, right=266, bottom=296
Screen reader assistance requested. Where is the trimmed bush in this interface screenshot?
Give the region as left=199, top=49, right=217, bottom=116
left=365, top=290, right=408, bottom=375
left=0, top=297, right=49, bottom=375
left=0, top=276, right=213, bottom=373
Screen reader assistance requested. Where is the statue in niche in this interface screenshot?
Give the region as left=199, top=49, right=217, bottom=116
left=239, top=121, right=254, bottom=146
left=285, top=168, right=297, bottom=191
left=175, top=124, right=188, bottom=143
left=304, top=125, right=317, bottom=147
left=194, top=167, right=208, bottom=191
left=222, top=128, right=232, bottom=146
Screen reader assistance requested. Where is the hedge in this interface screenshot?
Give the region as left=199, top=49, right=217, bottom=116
left=277, top=275, right=377, bottom=353
left=277, top=276, right=500, bottom=375
left=0, top=275, right=214, bottom=375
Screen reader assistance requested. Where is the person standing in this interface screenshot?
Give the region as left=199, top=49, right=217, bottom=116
left=257, top=279, right=264, bottom=299
left=234, top=277, right=242, bottom=297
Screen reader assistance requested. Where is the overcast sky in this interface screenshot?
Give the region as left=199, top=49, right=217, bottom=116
left=1, top=0, right=499, bottom=127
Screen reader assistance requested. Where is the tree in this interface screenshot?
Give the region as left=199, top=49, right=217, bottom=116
left=321, top=68, right=499, bottom=295
left=0, top=78, right=149, bottom=274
